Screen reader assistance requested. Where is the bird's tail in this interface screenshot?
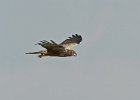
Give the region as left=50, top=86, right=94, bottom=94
left=26, top=50, right=48, bottom=54
left=26, top=50, right=48, bottom=58
left=26, top=51, right=41, bottom=54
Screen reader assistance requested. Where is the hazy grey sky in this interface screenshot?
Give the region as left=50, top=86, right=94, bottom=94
left=0, top=0, right=140, bottom=100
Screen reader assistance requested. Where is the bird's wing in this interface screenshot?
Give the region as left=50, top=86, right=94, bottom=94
left=36, top=40, right=64, bottom=52
left=59, top=34, right=82, bottom=50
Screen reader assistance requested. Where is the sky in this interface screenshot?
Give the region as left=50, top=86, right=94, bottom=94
left=0, top=0, right=140, bottom=100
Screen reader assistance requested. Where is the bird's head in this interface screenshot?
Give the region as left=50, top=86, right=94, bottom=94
left=71, top=50, right=77, bottom=56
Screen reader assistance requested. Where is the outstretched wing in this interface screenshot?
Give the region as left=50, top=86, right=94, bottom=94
left=60, top=34, right=82, bottom=50
left=36, top=40, right=64, bottom=52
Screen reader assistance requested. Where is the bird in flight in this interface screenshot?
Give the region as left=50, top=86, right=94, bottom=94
left=26, top=34, right=82, bottom=58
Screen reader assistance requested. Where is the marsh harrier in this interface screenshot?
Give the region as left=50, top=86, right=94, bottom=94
left=26, top=34, right=82, bottom=58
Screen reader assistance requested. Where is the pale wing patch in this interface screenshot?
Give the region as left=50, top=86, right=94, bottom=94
left=60, top=34, right=82, bottom=50
left=62, top=43, right=78, bottom=50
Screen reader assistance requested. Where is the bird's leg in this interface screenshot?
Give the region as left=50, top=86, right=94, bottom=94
left=39, top=50, right=48, bottom=55
left=38, top=54, right=47, bottom=58
left=38, top=50, right=48, bottom=58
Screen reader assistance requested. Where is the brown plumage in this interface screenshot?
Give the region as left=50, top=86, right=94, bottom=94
left=26, top=34, right=82, bottom=58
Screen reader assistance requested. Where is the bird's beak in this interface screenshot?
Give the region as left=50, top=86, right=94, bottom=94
left=74, top=52, right=77, bottom=56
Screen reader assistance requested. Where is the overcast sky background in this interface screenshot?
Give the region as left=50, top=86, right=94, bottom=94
left=0, top=0, right=140, bottom=100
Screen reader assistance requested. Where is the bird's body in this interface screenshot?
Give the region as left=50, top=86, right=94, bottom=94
left=26, top=34, right=82, bottom=58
